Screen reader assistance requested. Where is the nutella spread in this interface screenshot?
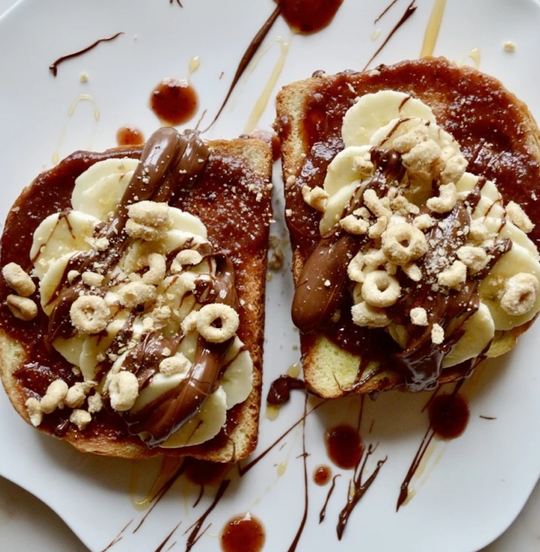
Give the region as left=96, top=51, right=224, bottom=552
left=293, top=90, right=540, bottom=391
left=11, top=128, right=254, bottom=448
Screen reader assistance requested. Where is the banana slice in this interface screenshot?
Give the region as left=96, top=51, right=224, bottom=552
left=323, top=146, right=371, bottom=196
left=320, top=181, right=360, bottom=236
left=370, top=117, right=459, bottom=153
left=31, top=211, right=98, bottom=279
left=483, top=217, right=539, bottom=258
left=53, top=334, right=86, bottom=366
left=168, top=208, right=207, bottom=239
left=39, top=253, right=73, bottom=314
left=443, top=302, right=495, bottom=368
left=131, top=369, right=188, bottom=415
left=160, top=386, right=227, bottom=448
left=177, top=332, right=199, bottom=363
left=479, top=243, right=540, bottom=330
left=342, top=91, right=436, bottom=147
left=72, top=158, right=139, bottom=220
left=221, top=337, right=253, bottom=408
left=456, top=172, right=480, bottom=197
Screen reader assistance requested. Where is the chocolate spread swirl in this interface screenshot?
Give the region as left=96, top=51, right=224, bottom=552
left=291, top=148, right=511, bottom=391
left=42, top=127, right=243, bottom=446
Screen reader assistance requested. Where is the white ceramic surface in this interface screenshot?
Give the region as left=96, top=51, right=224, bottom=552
left=1, top=1, right=540, bottom=551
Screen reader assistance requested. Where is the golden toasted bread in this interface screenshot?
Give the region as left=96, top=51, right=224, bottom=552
left=0, top=133, right=272, bottom=461
left=276, top=57, right=540, bottom=398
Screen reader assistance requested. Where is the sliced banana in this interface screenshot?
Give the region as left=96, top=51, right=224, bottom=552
left=320, top=181, right=360, bottom=236
left=178, top=332, right=199, bottom=363
left=168, top=208, right=207, bottom=239
left=72, top=158, right=139, bottom=220
left=443, top=302, right=495, bottom=368
left=53, top=334, right=86, bottom=366
left=39, top=253, right=73, bottom=314
left=483, top=217, right=539, bottom=258
left=161, top=386, right=227, bottom=448
left=323, top=146, right=371, bottom=196
left=456, top=172, right=480, bottom=197
left=342, top=91, right=436, bottom=147
left=221, top=337, right=253, bottom=409
left=370, top=116, right=459, bottom=153
left=131, top=371, right=185, bottom=414
left=31, top=211, right=98, bottom=279
left=479, top=243, right=540, bottom=330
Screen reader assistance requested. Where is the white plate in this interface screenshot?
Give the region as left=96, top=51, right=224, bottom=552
left=1, top=1, right=540, bottom=551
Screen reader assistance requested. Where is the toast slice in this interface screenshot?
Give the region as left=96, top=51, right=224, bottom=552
left=0, top=130, right=272, bottom=461
left=276, top=57, right=540, bottom=398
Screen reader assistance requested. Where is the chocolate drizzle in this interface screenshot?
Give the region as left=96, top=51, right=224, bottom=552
left=336, top=444, right=387, bottom=539
left=267, top=375, right=305, bottom=405
left=205, top=5, right=282, bottom=130
left=184, top=479, right=231, bottom=552
left=49, top=32, right=124, bottom=77
left=319, top=474, right=340, bottom=523
left=363, top=0, right=417, bottom=71
left=397, top=388, right=470, bottom=511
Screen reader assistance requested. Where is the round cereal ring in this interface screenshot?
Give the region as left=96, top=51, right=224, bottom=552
left=361, top=270, right=401, bottom=307
left=196, top=303, right=240, bottom=343
left=381, top=223, right=428, bottom=266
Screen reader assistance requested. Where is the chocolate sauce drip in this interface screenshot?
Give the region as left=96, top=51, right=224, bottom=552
left=117, top=126, right=145, bottom=147
left=170, top=0, right=183, bottom=6
left=99, top=519, right=134, bottom=552
left=49, top=32, right=124, bottom=77
left=150, top=78, right=199, bottom=126
left=267, top=375, right=305, bottom=405
left=279, top=0, right=344, bottom=34
left=319, top=474, right=340, bottom=523
left=363, top=0, right=417, bottom=71
left=205, top=5, right=282, bottom=130
left=429, top=393, right=470, bottom=439
left=313, top=464, right=332, bottom=486
left=397, top=390, right=470, bottom=510
left=286, top=396, right=310, bottom=552
left=336, top=444, right=387, bottom=539
left=374, top=0, right=399, bottom=23
left=325, top=424, right=363, bottom=470
left=154, top=521, right=183, bottom=552
left=220, top=514, right=265, bottom=552
left=184, top=479, right=231, bottom=552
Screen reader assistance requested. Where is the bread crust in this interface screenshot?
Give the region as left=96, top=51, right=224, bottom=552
left=0, top=138, right=272, bottom=461
left=276, top=57, right=540, bottom=398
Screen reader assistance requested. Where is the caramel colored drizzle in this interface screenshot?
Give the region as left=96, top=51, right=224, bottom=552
left=49, top=32, right=124, bottom=77
left=420, top=0, right=447, bottom=58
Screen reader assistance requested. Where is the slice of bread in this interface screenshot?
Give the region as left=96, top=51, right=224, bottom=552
left=0, top=135, right=272, bottom=461
left=276, top=57, right=540, bottom=398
